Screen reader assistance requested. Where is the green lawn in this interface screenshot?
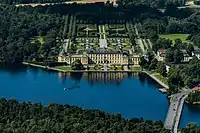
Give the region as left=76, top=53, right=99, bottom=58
left=130, top=66, right=142, bottom=71
left=116, top=66, right=122, bottom=70
left=31, top=36, right=44, bottom=44
left=109, top=66, right=116, bottom=70
left=159, top=34, right=190, bottom=44
left=55, top=66, right=72, bottom=71
left=153, top=73, right=168, bottom=86
left=89, top=66, right=95, bottom=70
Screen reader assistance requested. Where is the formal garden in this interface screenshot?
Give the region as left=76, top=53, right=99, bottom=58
left=77, top=24, right=98, bottom=37
left=105, top=24, right=128, bottom=38
left=68, top=22, right=134, bottom=55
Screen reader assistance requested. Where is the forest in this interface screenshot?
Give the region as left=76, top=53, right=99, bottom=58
left=0, top=5, right=64, bottom=64
left=116, top=0, right=186, bottom=8
left=0, top=98, right=169, bottom=133
left=166, top=57, right=200, bottom=94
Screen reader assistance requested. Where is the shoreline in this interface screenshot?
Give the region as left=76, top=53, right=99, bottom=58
left=22, top=62, right=169, bottom=89
left=22, top=62, right=142, bottom=72
left=142, top=71, right=169, bottom=89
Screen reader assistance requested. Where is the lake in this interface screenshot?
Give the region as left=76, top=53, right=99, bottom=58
left=0, top=64, right=199, bottom=128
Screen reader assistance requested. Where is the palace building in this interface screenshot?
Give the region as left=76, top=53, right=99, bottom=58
left=58, top=50, right=140, bottom=65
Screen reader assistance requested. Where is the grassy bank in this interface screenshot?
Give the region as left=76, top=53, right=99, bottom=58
left=54, top=66, right=72, bottom=71
left=152, top=73, right=168, bottom=86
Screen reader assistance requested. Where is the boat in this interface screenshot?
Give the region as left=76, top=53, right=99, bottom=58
left=64, top=85, right=80, bottom=91
left=159, top=88, right=167, bottom=94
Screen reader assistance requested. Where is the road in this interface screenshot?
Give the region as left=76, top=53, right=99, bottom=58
left=123, top=65, right=129, bottom=71
left=164, top=90, right=192, bottom=133
left=99, top=39, right=107, bottom=48
left=137, top=39, right=145, bottom=54
left=134, top=25, right=139, bottom=37
left=104, top=64, right=108, bottom=71
left=142, top=39, right=148, bottom=50
left=99, top=25, right=107, bottom=48
left=147, top=39, right=152, bottom=49
left=59, top=39, right=69, bottom=56
left=63, top=39, right=69, bottom=53
left=134, top=24, right=146, bottom=54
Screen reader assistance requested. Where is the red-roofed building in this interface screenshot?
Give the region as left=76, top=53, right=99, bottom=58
left=192, top=87, right=200, bottom=91
left=157, top=49, right=167, bottom=61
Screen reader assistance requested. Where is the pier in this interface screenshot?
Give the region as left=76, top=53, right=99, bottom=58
left=164, top=90, right=192, bottom=133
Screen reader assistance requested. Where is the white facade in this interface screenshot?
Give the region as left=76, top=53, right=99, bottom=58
left=192, top=51, right=200, bottom=60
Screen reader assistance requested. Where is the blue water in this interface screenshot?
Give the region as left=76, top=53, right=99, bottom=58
left=0, top=65, right=200, bottom=127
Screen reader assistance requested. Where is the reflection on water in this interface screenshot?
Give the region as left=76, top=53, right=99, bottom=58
left=0, top=64, right=27, bottom=74
left=58, top=72, right=140, bottom=86
left=58, top=71, right=162, bottom=88
left=138, top=72, right=163, bottom=88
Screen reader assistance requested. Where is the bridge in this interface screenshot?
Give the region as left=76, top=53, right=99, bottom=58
left=164, top=90, right=192, bottom=133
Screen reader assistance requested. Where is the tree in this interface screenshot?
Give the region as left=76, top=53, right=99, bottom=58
left=165, top=49, right=174, bottom=63
left=189, top=56, right=199, bottom=65
left=149, top=32, right=159, bottom=43
left=173, top=49, right=184, bottom=63
left=167, top=68, right=183, bottom=94
left=149, top=58, right=158, bottom=70
left=157, top=62, right=167, bottom=77
left=174, top=38, right=182, bottom=48
left=71, top=59, right=84, bottom=70
left=187, top=43, right=194, bottom=56
left=146, top=51, right=154, bottom=66
left=153, top=38, right=172, bottom=52
left=139, top=56, right=148, bottom=70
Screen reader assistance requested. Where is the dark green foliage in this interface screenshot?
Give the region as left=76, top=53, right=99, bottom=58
left=180, top=59, right=200, bottom=88
left=149, top=58, right=158, bottom=70
left=187, top=91, right=200, bottom=104
left=157, top=62, right=167, bottom=77
left=0, top=5, right=64, bottom=64
left=187, top=43, right=194, bottom=56
left=0, top=98, right=169, bottom=133
left=152, top=38, right=172, bottom=52
left=165, top=48, right=174, bottom=63
left=167, top=67, right=184, bottom=94
left=181, top=122, right=200, bottom=133
left=167, top=59, right=200, bottom=94
left=139, top=56, right=148, bottom=69
left=173, top=49, right=184, bottom=63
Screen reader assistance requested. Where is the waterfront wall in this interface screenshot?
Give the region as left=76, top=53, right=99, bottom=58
left=22, top=62, right=168, bottom=89
left=142, top=71, right=169, bottom=89
left=22, top=62, right=141, bottom=73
